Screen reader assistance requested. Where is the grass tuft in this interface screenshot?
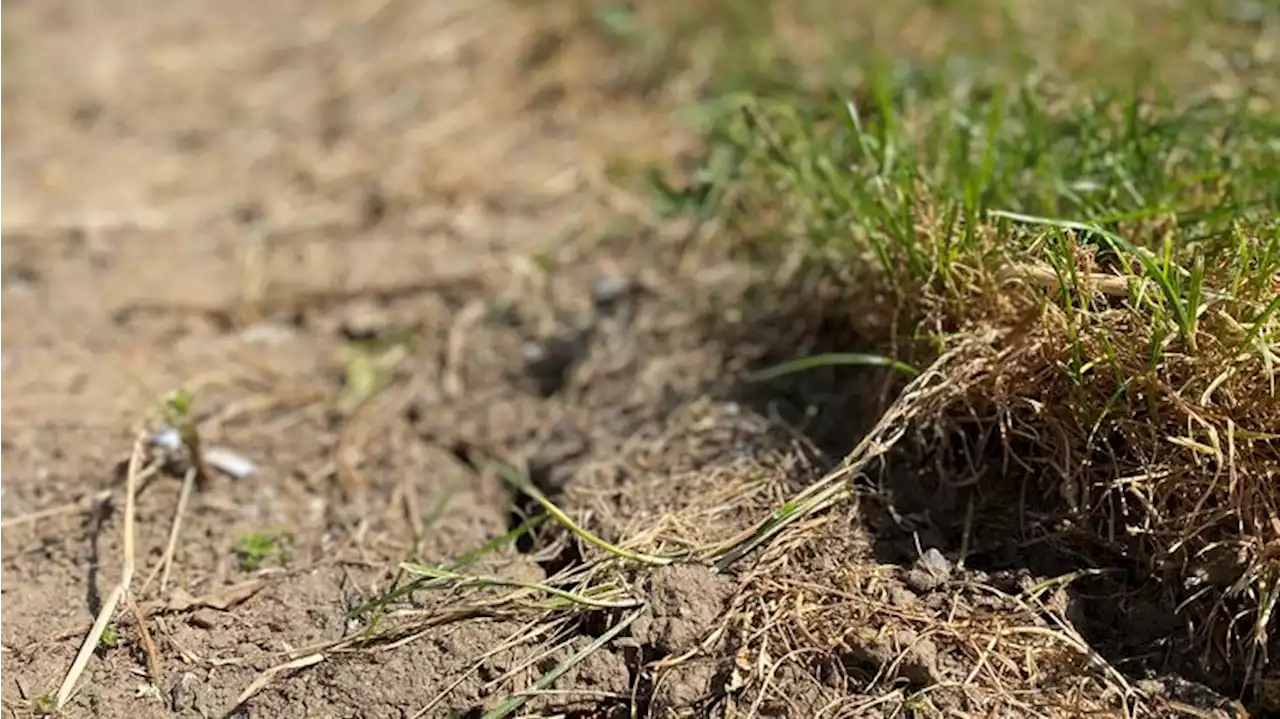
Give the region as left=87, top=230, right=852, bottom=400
left=584, top=0, right=1280, bottom=708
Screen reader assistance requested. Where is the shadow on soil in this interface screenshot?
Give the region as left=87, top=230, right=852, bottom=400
left=694, top=283, right=1251, bottom=711
left=144, top=245, right=1243, bottom=716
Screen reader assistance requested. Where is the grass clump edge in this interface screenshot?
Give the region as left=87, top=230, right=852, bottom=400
left=647, top=24, right=1279, bottom=706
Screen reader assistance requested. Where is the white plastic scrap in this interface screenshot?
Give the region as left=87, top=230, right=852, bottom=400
left=203, top=447, right=257, bottom=479
left=150, top=426, right=184, bottom=451
left=149, top=426, right=257, bottom=478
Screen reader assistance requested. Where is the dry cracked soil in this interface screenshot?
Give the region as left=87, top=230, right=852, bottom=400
left=1, top=2, right=797, bottom=717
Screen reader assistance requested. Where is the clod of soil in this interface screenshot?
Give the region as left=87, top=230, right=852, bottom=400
left=632, top=564, right=736, bottom=656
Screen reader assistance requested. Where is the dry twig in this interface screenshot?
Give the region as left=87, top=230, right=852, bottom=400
left=55, top=431, right=146, bottom=709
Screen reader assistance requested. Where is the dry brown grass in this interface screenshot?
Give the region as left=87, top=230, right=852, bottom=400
left=495, top=0, right=1280, bottom=715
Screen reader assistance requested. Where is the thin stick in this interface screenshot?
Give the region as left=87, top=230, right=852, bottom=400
left=412, top=618, right=564, bottom=719
left=126, top=595, right=162, bottom=684
left=0, top=490, right=112, bottom=530
left=442, top=299, right=485, bottom=398
left=482, top=609, right=644, bottom=719
left=0, top=461, right=161, bottom=531
left=55, top=432, right=145, bottom=709
left=232, top=653, right=325, bottom=710
left=160, top=466, right=195, bottom=592
left=139, top=466, right=196, bottom=595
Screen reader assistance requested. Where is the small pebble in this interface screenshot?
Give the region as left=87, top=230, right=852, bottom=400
left=591, top=273, right=627, bottom=308
left=188, top=610, right=218, bottom=630
left=917, top=547, right=952, bottom=579
left=904, top=548, right=953, bottom=593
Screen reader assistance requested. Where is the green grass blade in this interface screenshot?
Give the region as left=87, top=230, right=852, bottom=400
left=745, top=352, right=920, bottom=382
left=398, top=564, right=640, bottom=609
left=489, top=461, right=677, bottom=566
left=481, top=608, right=645, bottom=719
left=712, top=480, right=849, bottom=571
left=348, top=513, right=548, bottom=618
left=990, top=209, right=1198, bottom=349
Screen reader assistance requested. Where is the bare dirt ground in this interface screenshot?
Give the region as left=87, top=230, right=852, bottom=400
left=0, top=1, right=1259, bottom=718
left=0, top=1, right=777, bottom=716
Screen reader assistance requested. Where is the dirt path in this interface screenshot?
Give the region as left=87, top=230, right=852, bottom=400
left=0, top=1, right=746, bottom=716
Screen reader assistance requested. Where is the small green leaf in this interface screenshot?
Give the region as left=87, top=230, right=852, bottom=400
left=33, top=695, right=56, bottom=715
left=164, top=388, right=194, bottom=418
left=234, top=531, right=282, bottom=571
left=99, top=624, right=119, bottom=649
left=647, top=168, right=715, bottom=218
